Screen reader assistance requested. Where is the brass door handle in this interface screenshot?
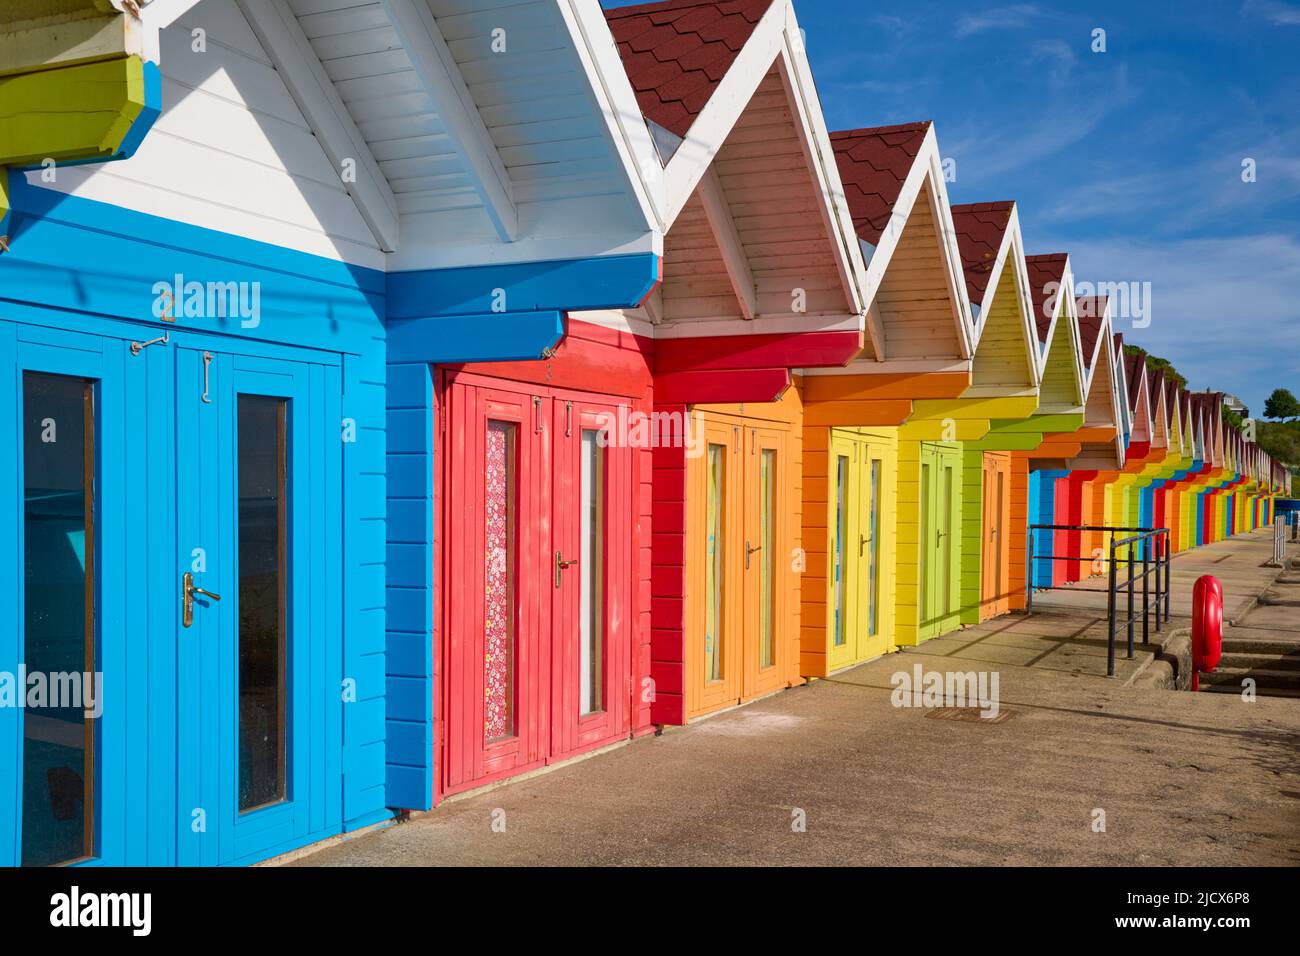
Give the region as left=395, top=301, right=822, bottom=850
left=745, top=540, right=762, bottom=569
left=554, top=550, right=578, bottom=588
left=859, top=534, right=870, bottom=557
left=182, top=571, right=222, bottom=628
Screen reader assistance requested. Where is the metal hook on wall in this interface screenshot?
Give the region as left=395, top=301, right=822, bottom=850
left=201, top=351, right=213, bottom=403
left=130, top=331, right=169, bottom=355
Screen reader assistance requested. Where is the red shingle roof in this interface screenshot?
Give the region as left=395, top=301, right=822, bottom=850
left=1124, top=348, right=1146, bottom=411
left=1148, top=365, right=1165, bottom=421
left=1024, top=253, right=1067, bottom=343
left=830, top=122, right=931, bottom=247
left=604, top=0, right=775, bottom=139
left=950, top=201, right=1013, bottom=307
left=1075, top=296, right=1108, bottom=372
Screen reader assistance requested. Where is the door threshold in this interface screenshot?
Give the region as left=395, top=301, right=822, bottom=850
left=685, top=684, right=799, bottom=724
left=825, top=650, right=893, bottom=677
left=433, top=736, right=634, bottom=809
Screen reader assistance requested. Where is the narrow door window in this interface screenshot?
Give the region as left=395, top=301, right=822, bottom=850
left=939, top=464, right=954, bottom=615
left=995, top=470, right=1006, bottom=586
left=484, top=421, right=518, bottom=741
left=868, top=458, right=881, bottom=636
left=705, top=443, right=725, bottom=682
left=919, top=461, right=931, bottom=618
left=21, top=372, right=96, bottom=866
left=759, top=448, right=776, bottom=669
left=237, top=395, right=288, bottom=812
left=579, top=430, right=604, bottom=715
left=833, top=454, right=849, bottom=647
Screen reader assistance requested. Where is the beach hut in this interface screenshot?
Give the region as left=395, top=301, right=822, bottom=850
left=797, top=120, right=982, bottom=657
left=1019, top=254, right=1088, bottom=597
left=592, top=0, right=869, bottom=725
left=946, top=202, right=1042, bottom=622
left=0, top=0, right=664, bottom=863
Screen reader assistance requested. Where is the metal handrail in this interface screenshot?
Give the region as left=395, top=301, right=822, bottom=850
left=1027, top=524, right=1172, bottom=676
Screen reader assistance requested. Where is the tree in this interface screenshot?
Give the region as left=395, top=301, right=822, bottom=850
left=1123, top=344, right=1187, bottom=390
left=1263, top=388, right=1300, bottom=422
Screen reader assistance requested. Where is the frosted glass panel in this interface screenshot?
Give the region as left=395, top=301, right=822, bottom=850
left=579, top=430, right=604, bottom=715
left=705, top=444, right=725, bottom=682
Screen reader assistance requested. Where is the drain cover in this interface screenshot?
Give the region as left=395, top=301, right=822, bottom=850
left=924, top=706, right=1014, bottom=724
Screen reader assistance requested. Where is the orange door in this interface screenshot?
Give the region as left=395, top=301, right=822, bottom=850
left=688, top=416, right=792, bottom=718
left=691, top=419, right=744, bottom=715
left=742, top=424, right=788, bottom=701
left=981, top=453, right=1011, bottom=619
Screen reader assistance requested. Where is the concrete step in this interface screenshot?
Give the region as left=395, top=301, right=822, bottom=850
left=1200, top=666, right=1300, bottom=691
left=1200, top=682, right=1300, bottom=699
left=1259, top=592, right=1300, bottom=607
left=1218, top=628, right=1300, bottom=655
left=1220, top=637, right=1300, bottom=655
left=1218, top=651, right=1300, bottom=671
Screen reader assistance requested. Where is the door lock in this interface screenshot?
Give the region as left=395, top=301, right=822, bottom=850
left=554, top=550, right=578, bottom=588
left=182, top=571, right=222, bottom=628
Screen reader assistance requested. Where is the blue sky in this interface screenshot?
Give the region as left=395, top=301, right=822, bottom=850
left=606, top=0, right=1300, bottom=418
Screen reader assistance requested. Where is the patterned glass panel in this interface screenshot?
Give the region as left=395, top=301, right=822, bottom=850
left=484, top=421, right=517, bottom=741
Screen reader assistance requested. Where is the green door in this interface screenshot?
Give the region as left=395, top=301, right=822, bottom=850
left=919, top=442, right=962, bottom=640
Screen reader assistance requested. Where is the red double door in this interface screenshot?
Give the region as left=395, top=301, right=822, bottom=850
left=439, top=373, right=633, bottom=795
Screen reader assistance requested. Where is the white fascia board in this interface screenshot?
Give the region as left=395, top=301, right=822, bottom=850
left=1094, top=310, right=1128, bottom=464
left=380, top=0, right=516, bottom=243
left=969, top=205, right=1040, bottom=391
left=1057, top=260, right=1088, bottom=407
left=556, top=0, right=665, bottom=241
left=917, top=126, right=977, bottom=360
left=1003, top=208, right=1042, bottom=389
left=660, top=0, right=788, bottom=230
left=1132, top=367, right=1152, bottom=443
left=238, top=0, right=400, bottom=252
left=859, top=147, right=928, bottom=301
left=698, top=165, right=757, bottom=319
left=776, top=0, right=868, bottom=319
left=1080, top=295, right=1109, bottom=391
left=858, top=128, right=972, bottom=360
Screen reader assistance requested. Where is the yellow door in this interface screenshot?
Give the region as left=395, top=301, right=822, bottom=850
left=826, top=433, right=859, bottom=673
left=827, top=430, right=893, bottom=671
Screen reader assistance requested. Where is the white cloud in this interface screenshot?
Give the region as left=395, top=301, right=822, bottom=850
left=955, top=4, right=1042, bottom=37
left=1045, top=234, right=1300, bottom=414
left=945, top=65, right=1135, bottom=180
left=1243, top=0, right=1300, bottom=25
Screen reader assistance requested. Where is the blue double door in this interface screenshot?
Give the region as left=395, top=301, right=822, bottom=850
left=2, top=319, right=341, bottom=866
